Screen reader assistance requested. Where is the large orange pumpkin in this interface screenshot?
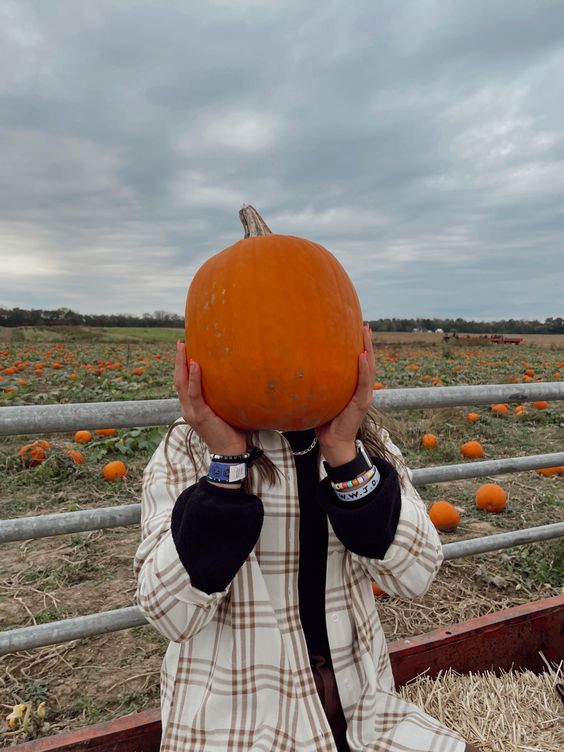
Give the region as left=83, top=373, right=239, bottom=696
left=460, top=440, right=484, bottom=459
left=420, top=433, right=438, bottom=449
left=428, top=500, right=461, bottom=531
left=475, top=483, right=507, bottom=513
left=185, top=206, right=364, bottom=430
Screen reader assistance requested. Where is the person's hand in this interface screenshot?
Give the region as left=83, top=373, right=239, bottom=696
left=174, top=341, right=247, bottom=456
left=315, top=324, right=375, bottom=467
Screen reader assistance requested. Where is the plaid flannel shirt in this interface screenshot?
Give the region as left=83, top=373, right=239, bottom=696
left=134, top=424, right=465, bottom=752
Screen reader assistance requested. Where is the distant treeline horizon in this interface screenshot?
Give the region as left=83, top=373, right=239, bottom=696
left=0, top=306, right=563, bottom=334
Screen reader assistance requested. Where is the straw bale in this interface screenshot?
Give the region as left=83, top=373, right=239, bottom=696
left=398, top=661, right=563, bottom=751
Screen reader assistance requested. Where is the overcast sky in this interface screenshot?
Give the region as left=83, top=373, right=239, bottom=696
left=2, top=0, right=563, bottom=320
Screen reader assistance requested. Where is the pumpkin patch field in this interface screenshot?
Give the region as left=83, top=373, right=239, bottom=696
left=1, top=329, right=563, bottom=743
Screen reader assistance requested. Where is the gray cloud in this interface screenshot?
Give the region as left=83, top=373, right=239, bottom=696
left=1, top=0, right=563, bottom=318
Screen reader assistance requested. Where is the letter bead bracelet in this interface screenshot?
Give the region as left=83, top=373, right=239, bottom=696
left=329, top=439, right=381, bottom=502
left=333, top=472, right=380, bottom=502
left=332, top=465, right=377, bottom=491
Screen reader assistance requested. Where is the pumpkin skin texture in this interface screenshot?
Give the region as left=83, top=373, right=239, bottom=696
left=371, top=582, right=387, bottom=597
left=475, top=483, right=507, bottom=513
left=102, top=460, right=128, bottom=481
left=420, top=433, right=438, bottom=449
left=428, top=500, right=461, bottom=531
left=185, top=213, right=363, bottom=431
left=460, top=440, right=484, bottom=459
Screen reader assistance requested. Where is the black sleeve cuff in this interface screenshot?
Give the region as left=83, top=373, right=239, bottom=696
left=170, top=477, right=264, bottom=594
left=317, top=456, right=402, bottom=559
left=323, top=449, right=371, bottom=483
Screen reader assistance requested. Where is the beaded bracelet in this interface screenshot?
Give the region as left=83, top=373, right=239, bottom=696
left=210, top=452, right=250, bottom=462
left=331, top=464, right=377, bottom=491
left=333, top=472, right=380, bottom=502
left=209, top=447, right=264, bottom=466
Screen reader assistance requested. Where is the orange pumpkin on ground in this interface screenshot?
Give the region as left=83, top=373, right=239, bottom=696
left=535, top=466, right=564, bottom=476
left=460, top=440, right=484, bottom=459
left=421, top=433, right=438, bottom=449
left=428, top=500, right=461, bottom=531
left=185, top=205, right=364, bottom=431
left=490, top=403, right=509, bottom=415
left=475, top=483, right=507, bottom=513
left=466, top=412, right=480, bottom=422
left=95, top=428, right=117, bottom=437
left=531, top=401, right=548, bottom=410
left=371, top=582, right=387, bottom=597
left=102, top=460, right=127, bottom=481
left=67, top=450, right=85, bottom=465
left=74, top=430, right=93, bottom=444
left=19, top=442, right=47, bottom=467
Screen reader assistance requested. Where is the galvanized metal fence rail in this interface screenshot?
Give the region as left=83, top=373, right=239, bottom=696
left=2, top=382, right=563, bottom=436
left=2, top=451, right=564, bottom=544
left=1, top=522, right=563, bottom=656
left=1, top=380, right=563, bottom=656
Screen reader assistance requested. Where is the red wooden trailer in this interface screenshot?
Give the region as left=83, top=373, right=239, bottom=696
left=12, top=595, right=564, bottom=752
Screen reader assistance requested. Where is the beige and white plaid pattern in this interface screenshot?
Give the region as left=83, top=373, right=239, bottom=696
left=134, top=425, right=466, bottom=751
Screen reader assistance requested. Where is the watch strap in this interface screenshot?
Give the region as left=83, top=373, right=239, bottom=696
left=323, top=439, right=372, bottom=482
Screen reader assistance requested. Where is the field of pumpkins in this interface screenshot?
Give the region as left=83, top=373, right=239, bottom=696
left=0, top=332, right=563, bottom=741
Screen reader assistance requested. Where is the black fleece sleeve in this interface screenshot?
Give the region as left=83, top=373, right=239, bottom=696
left=317, top=456, right=402, bottom=559
left=170, top=477, right=264, bottom=594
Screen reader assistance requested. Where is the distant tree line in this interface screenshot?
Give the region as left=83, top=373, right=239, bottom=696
left=367, top=317, right=564, bottom=334
left=0, top=307, right=184, bottom=328
left=0, top=307, right=562, bottom=334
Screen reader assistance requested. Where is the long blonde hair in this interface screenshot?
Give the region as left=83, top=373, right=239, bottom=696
left=164, top=404, right=409, bottom=494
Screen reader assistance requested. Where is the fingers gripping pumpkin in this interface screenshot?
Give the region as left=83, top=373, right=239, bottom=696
left=185, top=206, right=364, bottom=431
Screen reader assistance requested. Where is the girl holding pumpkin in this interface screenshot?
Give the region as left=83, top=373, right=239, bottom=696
left=134, top=208, right=477, bottom=752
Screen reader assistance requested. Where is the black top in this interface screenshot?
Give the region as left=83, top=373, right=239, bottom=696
left=170, top=429, right=402, bottom=663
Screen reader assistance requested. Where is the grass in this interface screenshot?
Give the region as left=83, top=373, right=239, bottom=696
left=20, top=681, right=49, bottom=705
left=506, top=539, right=564, bottom=587
left=131, top=625, right=169, bottom=648
left=33, top=607, right=67, bottom=625
left=21, top=558, right=105, bottom=590
left=1, top=326, right=184, bottom=344
left=98, top=327, right=183, bottom=343
left=63, top=695, right=109, bottom=724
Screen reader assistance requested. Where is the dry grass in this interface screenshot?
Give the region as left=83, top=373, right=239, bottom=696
left=376, top=554, right=561, bottom=641
left=399, top=659, right=564, bottom=751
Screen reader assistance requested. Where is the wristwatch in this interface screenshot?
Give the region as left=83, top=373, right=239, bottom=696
left=323, top=439, right=372, bottom=483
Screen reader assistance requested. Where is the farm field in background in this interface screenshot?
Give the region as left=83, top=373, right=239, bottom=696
left=372, top=331, right=564, bottom=346
left=1, top=329, right=563, bottom=744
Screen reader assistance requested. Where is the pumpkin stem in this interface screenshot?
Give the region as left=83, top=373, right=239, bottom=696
left=239, top=205, right=273, bottom=238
